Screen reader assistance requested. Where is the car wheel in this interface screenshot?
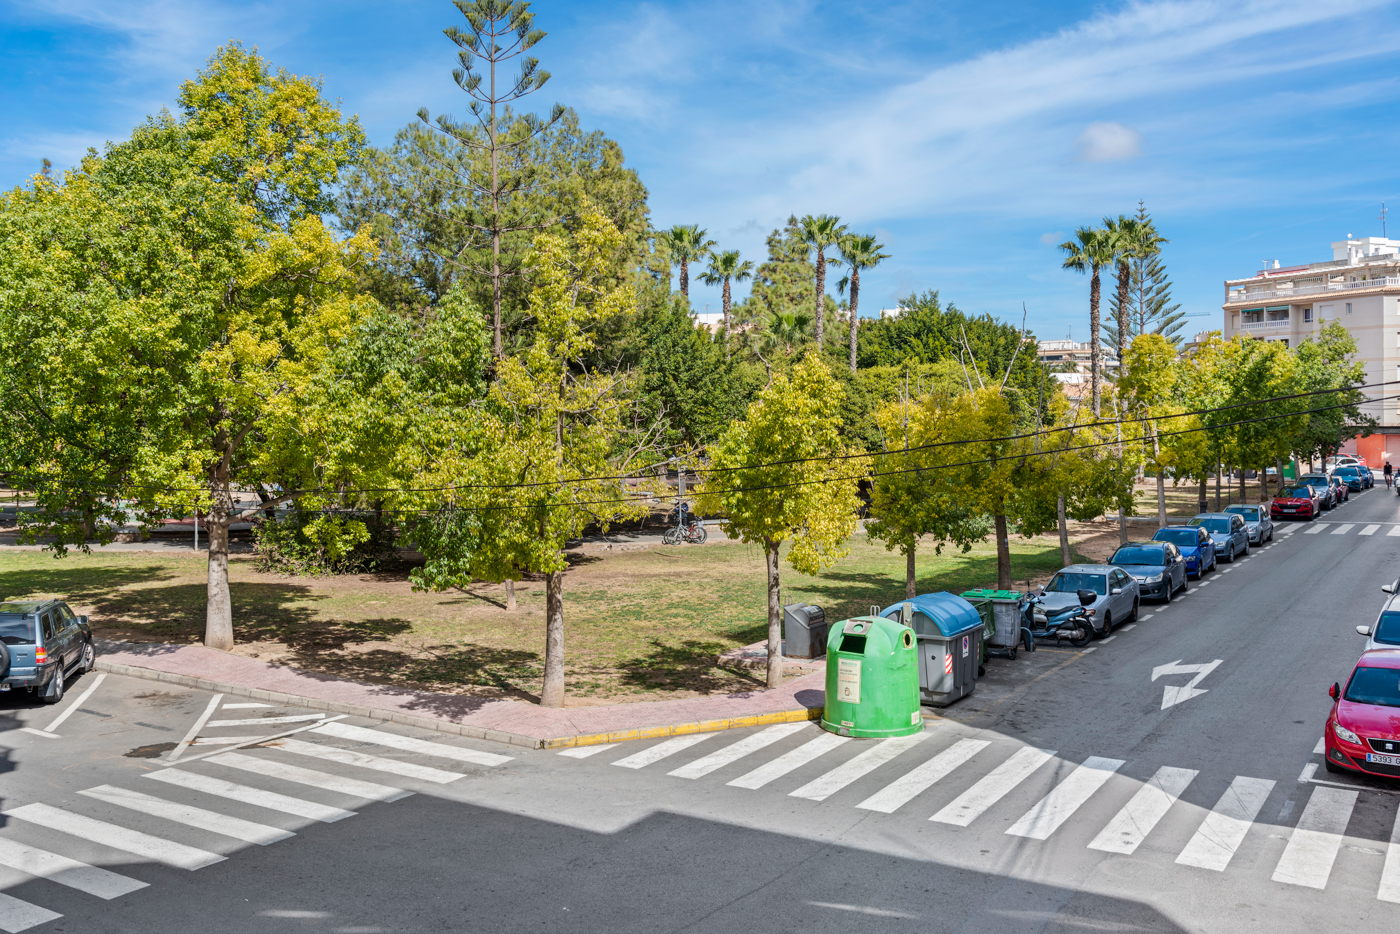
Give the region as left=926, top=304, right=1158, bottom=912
left=1324, top=758, right=1346, bottom=775
left=42, top=666, right=64, bottom=705
left=1267, top=528, right=1273, bottom=542
left=1162, top=583, right=1172, bottom=604
left=1129, top=598, right=1139, bottom=621
left=1098, top=614, right=1113, bottom=638
left=80, top=640, right=95, bottom=673
left=1226, top=545, right=1235, bottom=563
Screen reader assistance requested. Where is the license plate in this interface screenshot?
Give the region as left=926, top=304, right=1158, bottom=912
left=1367, top=753, right=1400, bottom=767
left=0, top=684, right=8, bottom=692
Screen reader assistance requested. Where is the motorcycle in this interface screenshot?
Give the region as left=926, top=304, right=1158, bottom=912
left=1017, top=589, right=1097, bottom=651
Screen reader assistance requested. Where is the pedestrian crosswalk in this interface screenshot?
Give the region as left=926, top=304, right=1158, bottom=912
left=0, top=716, right=513, bottom=931
left=555, top=723, right=1400, bottom=901
left=1282, top=519, right=1400, bottom=537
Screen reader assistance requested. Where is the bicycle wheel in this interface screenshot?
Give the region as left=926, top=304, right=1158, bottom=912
left=662, top=528, right=681, bottom=545
left=686, top=524, right=708, bottom=544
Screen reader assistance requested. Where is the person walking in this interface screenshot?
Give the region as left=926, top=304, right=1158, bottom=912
left=1385, top=460, right=1393, bottom=489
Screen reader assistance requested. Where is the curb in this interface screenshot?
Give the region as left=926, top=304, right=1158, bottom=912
left=95, top=659, right=826, bottom=751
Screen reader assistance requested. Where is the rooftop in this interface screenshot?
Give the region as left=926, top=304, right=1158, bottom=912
left=1224, top=237, right=1400, bottom=305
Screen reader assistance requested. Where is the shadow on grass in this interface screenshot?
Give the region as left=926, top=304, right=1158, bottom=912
left=0, top=563, right=181, bottom=605
left=617, top=639, right=765, bottom=694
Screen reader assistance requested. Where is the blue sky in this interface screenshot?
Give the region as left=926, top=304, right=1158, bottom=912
left=4, top=0, right=1400, bottom=341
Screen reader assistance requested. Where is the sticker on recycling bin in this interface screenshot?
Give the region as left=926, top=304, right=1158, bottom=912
left=837, top=658, right=861, bottom=704
left=962, top=635, right=969, bottom=658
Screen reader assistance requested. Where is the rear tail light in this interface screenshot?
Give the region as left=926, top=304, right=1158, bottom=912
left=34, top=646, right=46, bottom=664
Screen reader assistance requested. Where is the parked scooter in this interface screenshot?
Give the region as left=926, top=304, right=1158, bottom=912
left=1018, top=589, right=1096, bottom=651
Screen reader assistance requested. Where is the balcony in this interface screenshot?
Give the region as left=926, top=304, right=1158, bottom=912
left=1240, top=318, right=1289, bottom=332
left=1226, top=275, right=1400, bottom=304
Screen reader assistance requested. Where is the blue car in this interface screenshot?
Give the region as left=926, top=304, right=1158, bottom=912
left=1334, top=464, right=1371, bottom=491
left=1152, top=526, right=1217, bottom=579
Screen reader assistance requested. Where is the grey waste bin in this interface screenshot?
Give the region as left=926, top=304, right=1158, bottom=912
left=783, top=603, right=827, bottom=659
left=880, top=593, right=984, bottom=707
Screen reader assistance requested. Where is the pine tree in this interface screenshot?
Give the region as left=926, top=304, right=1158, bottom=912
left=1106, top=203, right=1184, bottom=349
left=735, top=216, right=817, bottom=328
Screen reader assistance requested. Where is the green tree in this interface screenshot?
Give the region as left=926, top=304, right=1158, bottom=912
left=1059, top=226, right=1117, bottom=415
left=836, top=233, right=890, bottom=373
left=655, top=224, right=715, bottom=301
left=697, top=355, right=866, bottom=688
left=1290, top=322, right=1374, bottom=468
left=798, top=214, right=846, bottom=345
left=699, top=248, right=753, bottom=347
left=1118, top=333, right=1180, bottom=525
left=1107, top=202, right=1183, bottom=348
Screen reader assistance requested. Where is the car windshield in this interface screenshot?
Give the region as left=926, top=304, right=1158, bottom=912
left=1046, top=572, right=1106, bottom=595
left=1302, top=477, right=1328, bottom=487
left=1282, top=487, right=1313, bottom=498
left=1191, top=518, right=1230, bottom=534
left=1345, top=666, right=1400, bottom=708
left=1226, top=507, right=1259, bottom=519
left=0, top=614, right=34, bottom=646
left=1110, top=546, right=1166, bottom=565
left=1153, top=529, right=1198, bottom=547
left=1374, top=611, right=1400, bottom=646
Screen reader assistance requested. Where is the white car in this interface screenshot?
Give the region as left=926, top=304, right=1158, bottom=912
left=1358, top=582, right=1400, bottom=650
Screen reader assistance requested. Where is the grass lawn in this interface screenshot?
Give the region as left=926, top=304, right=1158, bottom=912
left=0, top=533, right=1092, bottom=707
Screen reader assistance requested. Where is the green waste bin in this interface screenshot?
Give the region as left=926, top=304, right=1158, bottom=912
left=820, top=615, right=922, bottom=738
left=958, top=595, right=995, bottom=664
left=961, top=589, right=1024, bottom=650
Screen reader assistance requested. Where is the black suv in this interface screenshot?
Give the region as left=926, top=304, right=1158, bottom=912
left=0, top=600, right=95, bottom=704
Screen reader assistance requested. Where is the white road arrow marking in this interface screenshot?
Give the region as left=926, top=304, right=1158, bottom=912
left=1151, top=659, right=1223, bottom=709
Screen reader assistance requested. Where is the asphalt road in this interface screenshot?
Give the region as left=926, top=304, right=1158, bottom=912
left=0, top=487, right=1398, bottom=933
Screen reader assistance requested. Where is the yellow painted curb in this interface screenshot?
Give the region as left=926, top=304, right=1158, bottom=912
left=539, top=705, right=823, bottom=750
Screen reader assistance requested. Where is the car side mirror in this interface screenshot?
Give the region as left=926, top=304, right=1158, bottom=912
left=1357, top=625, right=1372, bottom=636
left=1110, top=587, right=1123, bottom=596
left=1329, top=682, right=1340, bottom=700
left=1384, top=584, right=1395, bottom=594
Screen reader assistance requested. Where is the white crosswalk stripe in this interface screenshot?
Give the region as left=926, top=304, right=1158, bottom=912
left=1175, top=776, right=1275, bottom=871
left=0, top=893, right=61, bottom=933
left=3, top=803, right=225, bottom=871
left=1007, top=756, right=1124, bottom=840
left=1389, top=526, right=1400, bottom=537
left=856, top=738, right=990, bottom=814
left=1088, top=766, right=1198, bottom=854
left=1361, top=524, right=1381, bottom=536
left=1304, top=523, right=1329, bottom=534
left=205, top=714, right=325, bottom=728
left=931, top=747, right=1055, bottom=827
left=207, top=752, right=411, bottom=802
left=0, top=837, right=146, bottom=899
left=728, top=732, right=849, bottom=790
left=558, top=744, right=616, bottom=759
left=146, top=767, right=356, bottom=822
left=78, top=785, right=293, bottom=846
left=668, top=723, right=807, bottom=779
left=1331, top=523, right=1355, bottom=535
left=612, top=733, right=716, bottom=769
left=789, top=732, right=928, bottom=802
left=273, top=738, right=465, bottom=784
left=1272, top=786, right=1357, bottom=889
left=310, top=721, right=513, bottom=767
left=1381, top=805, right=1400, bottom=903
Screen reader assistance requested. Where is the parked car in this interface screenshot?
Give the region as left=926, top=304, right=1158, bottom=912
left=1358, top=583, right=1400, bottom=652
left=1151, top=526, right=1217, bottom=578
left=1298, top=473, right=1338, bottom=510
left=1336, top=475, right=1351, bottom=502
left=1335, top=464, right=1371, bottom=491
left=1324, top=648, right=1400, bottom=778
left=1327, top=455, right=1361, bottom=471
left=1271, top=484, right=1324, bottom=521
left=0, top=599, right=95, bottom=704
left=1108, top=542, right=1188, bottom=603
left=1037, top=565, right=1140, bottom=637
left=1189, top=513, right=1250, bottom=563
left=1223, top=504, right=1274, bottom=544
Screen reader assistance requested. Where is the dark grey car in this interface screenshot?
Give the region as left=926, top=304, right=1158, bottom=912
left=1189, top=513, right=1251, bottom=563
left=1038, top=564, right=1140, bottom=637
left=1109, top=541, right=1188, bottom=603
left=0, top=599, right=95, bottom=704
left=1224, top=504, right=1273, bottom=545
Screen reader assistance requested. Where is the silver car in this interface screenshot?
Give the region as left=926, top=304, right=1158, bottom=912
left=1224, top=504, right=1273, bottom=546
left=1359, top=582, right=1400, bottom=650
left=1038, top=564, right=1141, bottom=637
left=1189, top=513, right=1251, bottom=563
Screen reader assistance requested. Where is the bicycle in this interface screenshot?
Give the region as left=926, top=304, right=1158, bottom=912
left=662, top=520, right=707, bottom=545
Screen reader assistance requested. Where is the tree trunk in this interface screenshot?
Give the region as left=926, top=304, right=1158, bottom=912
left=504, top=578, right=515, bottom=611
left=1057, top=494, right=1072, bottom=566
left=994, top=511, right=1011, bottom=590
left=1260, top=465, right=1269, bottom=502
left=81, top=501, right=94, bottom=542
left=1089, top=267, right=1102, bottom=417
left=722, top=278, right=732, bottom=352
left=848, top=266, right=861, bottom=373
left=1214, top=460, right=1222, bottom=511
left=204, top=478, right=234, bottom=651
left=679, top=257, right=689, bottom=299
left=1197, top=476, right=1208, bottom=515
left=765, top=539, right=783, bottom=690
left=540, top=569, right=565, bottom=707
left=1239, top=466, right=1247, bottom=503
left=1152, top=427, right=1167, bottom=527
left=1119, top=510, right=1128, bottom=546
left=814, top=250, right=826, bottom=345
left=1116, top=259, right=1130, bottom=373
left=905, top=543, right=916, bottom=600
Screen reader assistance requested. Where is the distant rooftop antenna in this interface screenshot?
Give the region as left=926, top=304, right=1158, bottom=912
left=1380, top=202, right=1388, bottom=238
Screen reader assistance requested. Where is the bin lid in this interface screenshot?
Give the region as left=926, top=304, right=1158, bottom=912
left=879, top=593, right=984, bottom=638
left=962, top=588, right=1022, bottom=603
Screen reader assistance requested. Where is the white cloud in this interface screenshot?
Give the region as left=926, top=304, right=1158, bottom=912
left=1039, top=230, right=1066, bottom=245
left=1075, top=121, right=1143, bottom=162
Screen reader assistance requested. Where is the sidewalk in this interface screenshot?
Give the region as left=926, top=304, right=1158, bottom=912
left=94, top=640, right=825, bottom=751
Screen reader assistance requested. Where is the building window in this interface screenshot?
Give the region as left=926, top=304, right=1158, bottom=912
left=1304, top=308, right=1313, bottom=322
left=1347, top=303, right=1353, bottom=314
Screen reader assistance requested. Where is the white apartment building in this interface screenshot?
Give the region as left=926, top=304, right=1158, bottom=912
left=1222, top=237, right=1400, bottom=442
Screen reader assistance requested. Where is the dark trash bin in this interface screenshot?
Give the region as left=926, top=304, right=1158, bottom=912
left=783, top=603, right=827, bottom=659
left=879, top=593, right=984, bottom=707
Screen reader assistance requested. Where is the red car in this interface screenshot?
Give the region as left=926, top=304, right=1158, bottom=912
left=1271, top=484, right=1322, bottom=521
left=1333, top=476, right=1349, bottom=503
left=1324, top=649, right=1400, bottom=779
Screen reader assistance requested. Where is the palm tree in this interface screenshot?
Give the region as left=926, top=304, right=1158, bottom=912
left=1103, top=214, right=1168, bottom=363
left=699, top=249, right=753, bottom=349
left=655, top=224, right=715, bottom=300
left=836, top=233, right=890, bottom=373
left=798, top=214, right=846, bottom=345
left=743, top=308, right=813, bottom=379
left=1059, top=226, right=1117, bottom=416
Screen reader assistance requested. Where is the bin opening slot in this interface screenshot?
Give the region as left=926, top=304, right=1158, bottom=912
left=839, top=634, right=867, bottom=655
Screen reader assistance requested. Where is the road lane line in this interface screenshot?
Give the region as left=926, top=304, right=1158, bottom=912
left=1006, top=756, right=1125, bottom=840
left=309, top=721, right=512, bottom=767
left=208, top=751, right=410, bottom=801
left=36, top=672, right=106, bottom=736
left=171, top=715, right=349, bottom=766
left=790, top=732, right=928, bottom=801
left=78, top=785, right=293, bottom=846
left=3, top=803, right=224, bottom=870
left=168, top=693, right=222, bottom=763
left=1380, top=805, right=1400, bottom=903
left=668, top=723, right=807, bottom=779
left=221, top=703, right=274, bottom=709
left=1088, top=766, right=1198, bottom=854
left=857, top=738, right=990, bottom=814
left=0, top=893, right=61, bottom=932
left=192, top=736, right=267, bottom=746
left=1362, top=524, right=1381, bottom=536
left=1304, top=524, right=1329, bottom=534
left=273, top=737, right=463, bottom=784
left=558, top=745, right=616, bottom=759
left=727, top=733, right=848, bottom=790
left=930, top=747, right=1056, bottom=827
left=612, top=733, right=716, bottom=769
left=145, top=770, right=354, bottom=822
left=1313, top=737, right=1325, bottom=755
left=1175, top=776, right=1275, bottom=871
left=1389, top=526, right=1400, bottom=537
left=0, top=837, right=146, bottom=899
left=1100, top=636, right=1117, bottom=643
left=1138, top=615, right=1155, bottom=621
left=1331, top=524, right=1355, bottom=535
left=1272, top=786, right=1357, bottom=889
left=1299, top=763, right=1318, bottom=783
left=205, top=714, right=325, bottom=728
left=1119, top=624, right=1136, bottom=632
